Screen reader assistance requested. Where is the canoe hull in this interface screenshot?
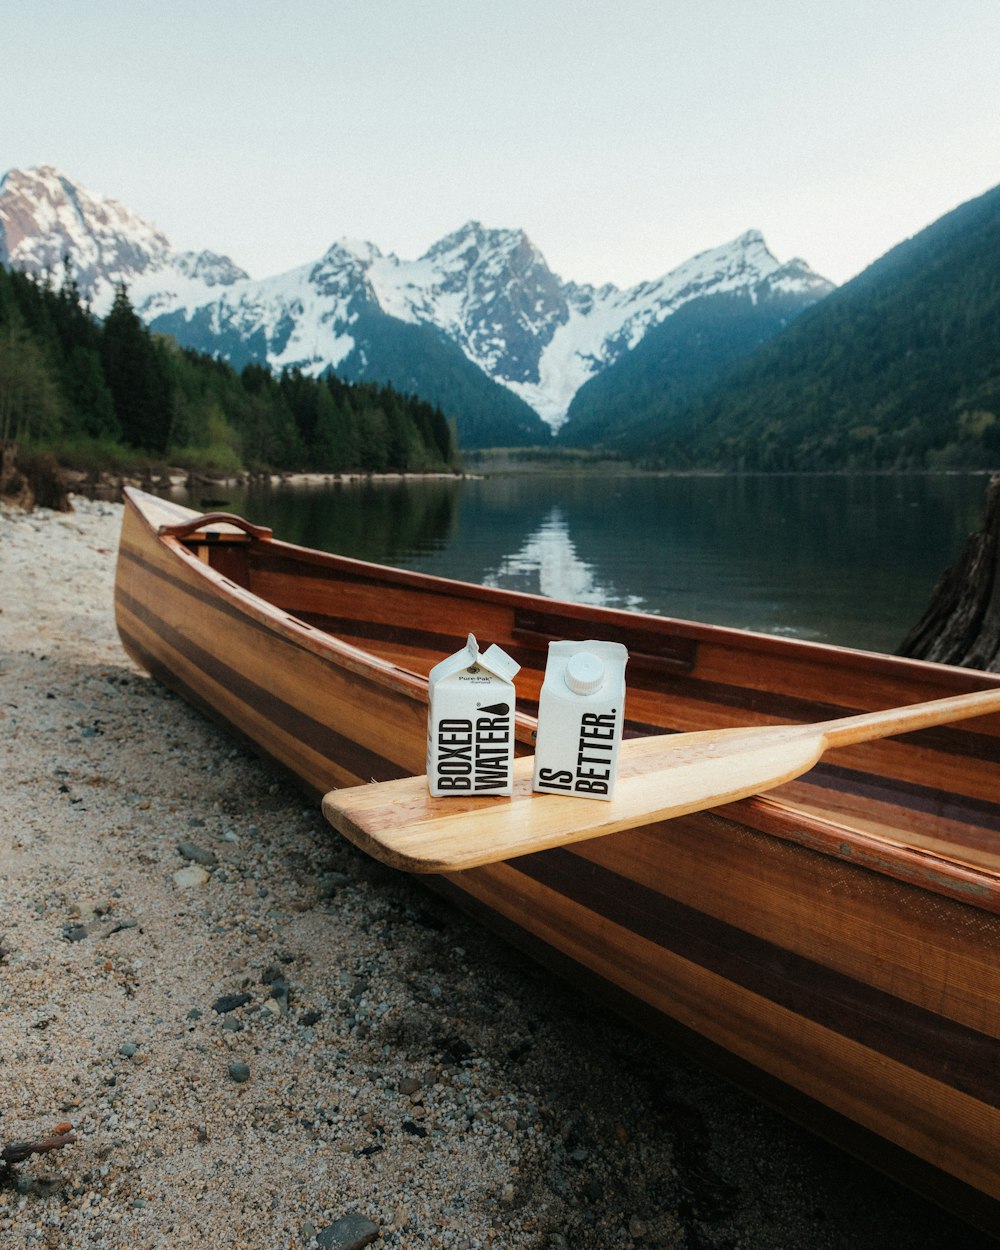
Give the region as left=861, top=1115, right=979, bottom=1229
left=114, top=488, right=1000, bottom=1233
left=437, top=819, right=1000, bottom=1226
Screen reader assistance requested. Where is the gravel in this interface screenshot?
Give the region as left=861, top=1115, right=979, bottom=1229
left=0, top=495, right=993, bottom=1249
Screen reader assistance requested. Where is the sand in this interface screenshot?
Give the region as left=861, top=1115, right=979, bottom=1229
left=0, top=496, right=992, bottom=1250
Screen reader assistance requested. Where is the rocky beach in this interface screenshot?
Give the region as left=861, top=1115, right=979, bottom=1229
left=0, top=497, right=994, bottom=1250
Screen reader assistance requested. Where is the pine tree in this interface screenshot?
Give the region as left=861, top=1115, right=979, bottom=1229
left=0, top=320, right=64, bottom=445
left=100, top=284, right=173, bottom=452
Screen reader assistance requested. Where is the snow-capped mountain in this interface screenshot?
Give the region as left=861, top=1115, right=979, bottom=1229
left=0, top=166, right=834, bottom=439
left=0, top=165, right=248, bottom=314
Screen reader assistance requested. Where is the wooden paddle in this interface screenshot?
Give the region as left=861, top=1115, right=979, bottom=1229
left=321, top=687, right=1000, bottom=873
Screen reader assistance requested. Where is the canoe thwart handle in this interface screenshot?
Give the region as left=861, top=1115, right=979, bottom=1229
left=158, top=512, right=273, bottom=542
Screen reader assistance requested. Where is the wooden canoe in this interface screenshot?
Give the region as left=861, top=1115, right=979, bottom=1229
left=114, top=486, right=1000, bottom=1233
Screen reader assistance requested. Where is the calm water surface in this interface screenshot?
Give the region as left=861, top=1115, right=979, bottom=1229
left=173, top=473, right=992, bottom=655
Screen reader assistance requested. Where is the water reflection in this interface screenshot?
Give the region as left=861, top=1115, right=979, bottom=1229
left=187, top=478, right=460, bottom=563
left=166, top=472, right=991, bottom=654
left=481, top=506, right=644, bottom=609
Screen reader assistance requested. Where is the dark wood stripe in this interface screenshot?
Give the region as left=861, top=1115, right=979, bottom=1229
left=291, top=610, right=471, bottom=661
left=512, top=849, right=1000, bottom=1108
left=117, top=586, right=410, bottom=787
left=807, top=762, right=1000, bottom=835
left=652, top=674, right=1000, bottom=762
left=512, top=605, right=698, bottom=672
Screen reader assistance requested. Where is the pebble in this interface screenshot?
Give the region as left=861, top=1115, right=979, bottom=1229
left=212, top=992, right=252, bottom=1013
left=172, top=863, right=210, bottom=888
left=176, top=841, right=218, bottom=867
left=315, top=1213, right=379, bottom=1249
left=227, top=1061, right=251, bottom=1084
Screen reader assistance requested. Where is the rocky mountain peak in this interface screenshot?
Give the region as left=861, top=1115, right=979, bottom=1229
left=0, top=164, right=171, bottom=282
left=1, top=164, right=835, bottom=438
left=0, top=164, right=248, bottom=314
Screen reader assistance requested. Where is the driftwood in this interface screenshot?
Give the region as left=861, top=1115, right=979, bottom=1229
left=898, top=474, right=1000, bottom=672
left=0, top=1126, right=75, bottom=1172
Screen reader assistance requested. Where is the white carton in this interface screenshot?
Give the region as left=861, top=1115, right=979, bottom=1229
left=532, top=640, right=628, bottom=800
left=427, top=633, right=521, bottom=797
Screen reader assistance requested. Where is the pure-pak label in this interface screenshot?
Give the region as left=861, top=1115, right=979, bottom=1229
left=532, top=641, right=628, bottom=800
left=427, top=635, right=520, bottom=797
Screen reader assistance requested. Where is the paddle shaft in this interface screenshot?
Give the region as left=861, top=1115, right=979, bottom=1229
left=818, top=686, right=1000, bottom=749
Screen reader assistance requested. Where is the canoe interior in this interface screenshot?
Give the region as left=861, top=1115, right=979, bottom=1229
left=180, top=522, right=1000, bottom=882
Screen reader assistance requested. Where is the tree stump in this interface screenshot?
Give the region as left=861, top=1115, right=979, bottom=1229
left=897, top=474, right=1000, bottom=673
left=0, top=443, right=72, bottom=512
left=0, top=441, right=32, bottom=509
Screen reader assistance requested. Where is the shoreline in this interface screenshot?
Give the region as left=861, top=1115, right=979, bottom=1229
left=60, top=461, right=1000, bottom=506
left=1, top=497, right=994, bottom=1249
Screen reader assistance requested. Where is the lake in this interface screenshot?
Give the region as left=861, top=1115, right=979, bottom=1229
left=171, top=472, right=993, bottom=656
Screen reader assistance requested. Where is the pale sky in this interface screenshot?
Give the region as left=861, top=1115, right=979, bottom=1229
left=4, top=0, right=999, bottom=288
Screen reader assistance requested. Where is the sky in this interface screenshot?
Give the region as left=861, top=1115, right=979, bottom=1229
left=4, top=0, right=1000, bottom=289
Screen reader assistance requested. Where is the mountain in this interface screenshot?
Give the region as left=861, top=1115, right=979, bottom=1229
left=643, top=182, right=1000, bottom=470
left=0, top=165, right=248, bottom=314
left=557, top=252, right=822, bottom=446
left=144, top=234, right=551, bottom=447
left=142, top=220, right=832, bottom=447
left=0, top=165, right=834, bottom=448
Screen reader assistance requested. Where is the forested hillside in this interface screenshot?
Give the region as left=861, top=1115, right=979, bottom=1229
left=0, top=266, right=458, bottom=474
left=557, top=288, right=815, bottom=447
left=638, top=182, right=1000, bottom=470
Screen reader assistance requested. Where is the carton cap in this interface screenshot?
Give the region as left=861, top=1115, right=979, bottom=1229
left=564, top=651, right=605, bottom=695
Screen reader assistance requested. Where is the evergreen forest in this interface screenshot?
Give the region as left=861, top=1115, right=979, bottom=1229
left=612, top=183, right=1000, bottom=471
left=0, top=266, right=458, bottom=476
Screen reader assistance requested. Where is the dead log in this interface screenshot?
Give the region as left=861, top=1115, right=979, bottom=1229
left=897, top=474, right=1000, bottom=672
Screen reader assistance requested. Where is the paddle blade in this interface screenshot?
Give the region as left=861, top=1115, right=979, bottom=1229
left=322, top=724, right=825, bottom=873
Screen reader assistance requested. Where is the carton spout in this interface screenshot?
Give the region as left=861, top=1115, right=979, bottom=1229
left=565, top=651, right=606, bottom=695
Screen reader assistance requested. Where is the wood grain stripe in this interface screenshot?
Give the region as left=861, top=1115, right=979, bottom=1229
left=117, top=586, right=409, bottom=787
left=287, top=611, right=468, bottom=661
left=806, top=762, right=1000, bottom=833
left=432, top=870, right=1000, bottom=1234
left=512, top=848, right=1000, bottom=1107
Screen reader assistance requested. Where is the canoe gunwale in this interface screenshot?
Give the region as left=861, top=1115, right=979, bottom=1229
left=731, top=793, right=1000, bottom=913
